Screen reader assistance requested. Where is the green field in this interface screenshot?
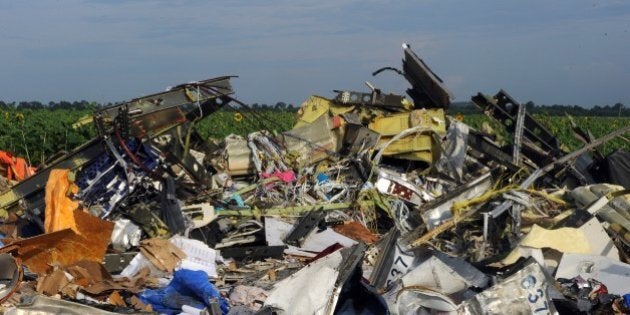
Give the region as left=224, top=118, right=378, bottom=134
left=460, top=114, right=629, bottom=156
left=1, top=107, right=627, bottom=166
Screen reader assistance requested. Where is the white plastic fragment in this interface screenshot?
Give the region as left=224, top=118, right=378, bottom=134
left=170, top=235, right=219, bottom=278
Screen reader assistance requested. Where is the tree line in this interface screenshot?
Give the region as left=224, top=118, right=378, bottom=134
left=449, top=101, right=628, bottom=117
left=0, top=100, right=104, bottom=111
left=1, top=100, right=627, bottom=116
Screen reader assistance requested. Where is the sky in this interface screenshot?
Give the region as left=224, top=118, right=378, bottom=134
left=0, top=0, right=629, bottom=107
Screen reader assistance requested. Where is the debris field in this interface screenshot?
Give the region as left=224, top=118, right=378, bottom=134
left=1, top=44, right=630, bottom=314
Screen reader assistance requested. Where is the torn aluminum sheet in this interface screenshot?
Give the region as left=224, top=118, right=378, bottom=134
left=265, top=216, right=356, bottom=255
left=281, top=115, right=341, bottom=168
left=389, top=288, right=458, bottom=315
left=0, top=253, right=21, bottom=304
left=436, top=120, right=469, bottom=182
left=248, top=131, right=288, bottom=174
left=384, top=251, right=490, bottom=314
left=340, top=120, right=381, bottom=156
left=577, top=217, right=619, bottom=259
left=555, top=253, right=630, bottom=295
left=421, top=171, right=492, bottom=230
left=368, top=228, right=406, bottom=290
left=370, top=227, right=485, bottom=293
left=4, top=294, right=122, bottom=315
left=215, top=220, right=263, bottom=249
left=400, top=251, right=489, bottom=296
left=570, top=184, right=630, bottom=233
left=459, top=261, right=559, bottom=315
left=261, top=243, right=367, bottom=315
left=375, top=168, right=427, bottom=206
left=262, top=247, right=344, bottom=314
left=110, top=218, right=142, bottom=252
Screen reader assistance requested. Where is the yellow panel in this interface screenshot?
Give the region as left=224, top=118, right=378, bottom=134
left=329, top=104, right=355, bottom=116
left=392, top=151, right=434, bottom=163
left=378, top=135, right=433, bottom=155
left=368, top=108, right=446, bottom=136
left=0, top=190, right=19, bottom=206
left=295, top=96, right=332, bottom=125
left=283, top=116, right=338, bottom=168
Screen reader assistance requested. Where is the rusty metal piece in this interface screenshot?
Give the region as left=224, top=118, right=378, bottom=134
left=1, top=209, right=113, bottom=274
left=333, top=221, right=379, bottom=245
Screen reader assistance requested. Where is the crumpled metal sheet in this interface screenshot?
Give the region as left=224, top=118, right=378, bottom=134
left=555, top=253, right=630, bottom=295
left=4, top=294, right=122, bottom=315
left=458, top=261, right=559, bottom=315
left=384, top=250, right=490, bottom=313
left=436, top=121, right=469, bottom=182
left=110, top=218, right=142, bottom=252
left=281, top=115, right=340, bottom=168
left=0, top=253, right=22, bottom=304
left=262, top=249, right=343, bottom=314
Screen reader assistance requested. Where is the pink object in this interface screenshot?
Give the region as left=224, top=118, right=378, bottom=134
left=261, top=170, right=296, bottom=183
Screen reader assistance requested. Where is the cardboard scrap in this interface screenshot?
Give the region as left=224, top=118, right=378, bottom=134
left=36, top=268, right=70, bottom=296
left=129, top=295, right=153, bottom=312
left=108, top=291, right=126, bottom=307
left=139, top=238, right=186, bottom=272
left=31, top=260, right=147, bottom=298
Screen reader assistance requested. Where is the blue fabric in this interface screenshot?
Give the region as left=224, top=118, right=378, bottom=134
left=316, top=173, right=330, bottom=183
left=139, top=269, right=229, bottom=314
left=623, top=293, right=630, bottom=308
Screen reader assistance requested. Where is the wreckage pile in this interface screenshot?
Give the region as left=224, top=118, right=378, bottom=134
left=1, top=45, right=630, bottom=315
